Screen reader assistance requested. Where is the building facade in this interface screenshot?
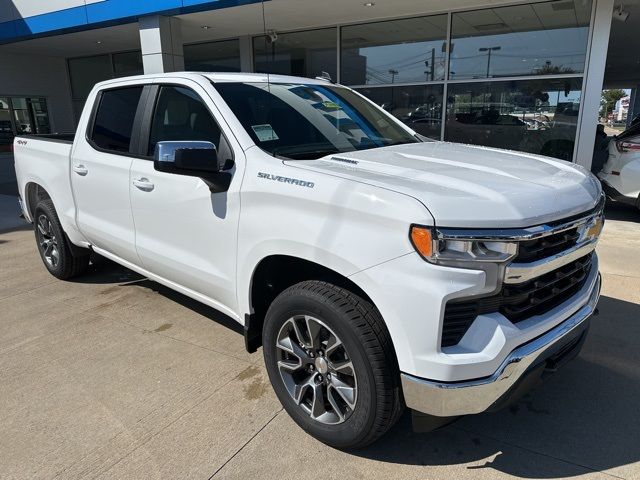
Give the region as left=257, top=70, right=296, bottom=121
left=0, top=0, right=628, bottom=169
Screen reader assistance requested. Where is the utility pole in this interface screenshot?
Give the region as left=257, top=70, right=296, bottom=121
left=479, top=46, right=501, bottom=78
left=388, top=69, right=398, bottom=84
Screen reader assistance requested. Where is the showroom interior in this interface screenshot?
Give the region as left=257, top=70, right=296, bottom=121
left=0, top=0, right=639, bottom=171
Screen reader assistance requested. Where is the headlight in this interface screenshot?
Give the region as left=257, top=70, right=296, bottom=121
left=410, top=225, right=518, bottom=266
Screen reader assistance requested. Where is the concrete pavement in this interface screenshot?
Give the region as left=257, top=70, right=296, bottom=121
left=1, top=199, right=639, bottom=479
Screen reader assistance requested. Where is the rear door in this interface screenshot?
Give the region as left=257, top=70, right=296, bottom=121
left=129, top=79, right=244, bottom=317
left=71, top=83, right=148, bottom=265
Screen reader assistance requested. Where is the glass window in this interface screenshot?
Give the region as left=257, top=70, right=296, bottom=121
left=68, top=55, right=113, bottom=101
left=184, top=39, right=241, bottom=72
left=148, top=86, right=222, bottom=155
left=214, top=82, right=417, bottom=159
left=450, top=1, right=592, bottom=80
left=68, top=52, right=143, bottom=124
left=29, top=98, right=50, bottom=134
left=0, top=98, right=12, bottom=152
left=11, top=98, right=33, bottom=135
left=253, top=28, right=337, bottom=80
left=356, top=85, right=444, bottom=139
left=341, top=15, right=448, bottom=86
left=10, top=97, right=50, bottom=135
left=445, top=78, right=583, bottom=160
left=112, top=51, right=143, bottom=76
left=91, top=86, right=143, bottom=153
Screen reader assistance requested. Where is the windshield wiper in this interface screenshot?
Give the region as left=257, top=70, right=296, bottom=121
left=272, top=144, right=341, bottom=160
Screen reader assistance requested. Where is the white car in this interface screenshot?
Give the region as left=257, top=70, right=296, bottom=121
left=13, top=72, right=603, bottom=449
left=599, top=123, right=640, bottom=209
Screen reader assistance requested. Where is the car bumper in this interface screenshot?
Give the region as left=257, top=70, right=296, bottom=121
left=401, top=273, right=601, bottom=417
left=600, top=180, right=639, bottom=207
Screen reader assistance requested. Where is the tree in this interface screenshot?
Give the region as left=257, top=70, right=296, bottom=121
left=534, top=64, right=575, bottom=75
left=601, top=89, right=627, bottom=119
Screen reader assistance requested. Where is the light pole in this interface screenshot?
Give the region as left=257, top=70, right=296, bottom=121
left=388, top=69, right=398, bottom=84
left=479, top=46, right=501, bottom=78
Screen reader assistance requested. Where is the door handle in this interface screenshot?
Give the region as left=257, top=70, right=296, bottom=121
left=73, top=164, right=88, bottom=176
left=133, top=177, right=155, bottom=192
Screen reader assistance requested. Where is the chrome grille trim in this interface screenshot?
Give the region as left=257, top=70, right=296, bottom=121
left=503, top=239, right=598, bottom=284
left=436, top=195, right=604, bottom=243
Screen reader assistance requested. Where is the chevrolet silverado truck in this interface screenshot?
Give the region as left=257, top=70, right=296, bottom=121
left=13, top=73, right=604, bottom=449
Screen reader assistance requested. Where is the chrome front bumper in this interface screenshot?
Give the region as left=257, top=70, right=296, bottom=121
left=401, top=273, right=601, bottom=417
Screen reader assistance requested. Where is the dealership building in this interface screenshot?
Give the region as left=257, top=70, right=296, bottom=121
left=0, top=0, right=638, bottom=169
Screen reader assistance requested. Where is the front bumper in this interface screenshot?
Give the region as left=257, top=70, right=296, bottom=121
left=401, top=273, right=601, bottom=417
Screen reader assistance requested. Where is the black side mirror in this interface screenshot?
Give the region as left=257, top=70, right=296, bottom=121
left=153, top=141, right=234, bottom=192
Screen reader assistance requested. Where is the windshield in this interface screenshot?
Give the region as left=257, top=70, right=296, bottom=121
left=213, top=82, right=419, bottom=159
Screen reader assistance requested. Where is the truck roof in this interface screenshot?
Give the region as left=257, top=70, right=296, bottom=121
left=93, top=71, right=334, bottom=90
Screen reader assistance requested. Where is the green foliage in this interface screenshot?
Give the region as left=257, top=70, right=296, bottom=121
left=601, top=89, right=627, bottom=116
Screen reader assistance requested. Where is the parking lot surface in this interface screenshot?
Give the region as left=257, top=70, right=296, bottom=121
left=1, top=159, right=639, bottom=478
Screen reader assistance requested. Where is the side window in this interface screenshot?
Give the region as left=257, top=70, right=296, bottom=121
left=91, top=86, right=143, bottom=153
left=148, top=86, right=222, bottom=156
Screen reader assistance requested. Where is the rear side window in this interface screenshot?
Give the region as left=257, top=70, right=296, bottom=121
left=91, top=86, right=143, bottom=153
left=148, top=86, right=222, bottom=155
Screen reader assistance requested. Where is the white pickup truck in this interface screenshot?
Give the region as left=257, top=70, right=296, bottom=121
left=14, top=72, right=604, bottom=449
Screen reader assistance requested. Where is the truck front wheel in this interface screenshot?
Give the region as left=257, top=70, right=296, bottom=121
left=263, top=280, right=403, bottom=449
left=33, top=200, right=90, bottom=280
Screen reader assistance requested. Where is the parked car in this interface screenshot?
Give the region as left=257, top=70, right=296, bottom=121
left=446, top=110, right=528, bottom=150
left=13, top=72, right=603, bottom=449
left=598, top=122, right=640, bottom=209
left=524, top=118, right=548, bottom=131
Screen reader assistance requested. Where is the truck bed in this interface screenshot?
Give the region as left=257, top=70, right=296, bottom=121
left=13, top=134, right=77, bottom=235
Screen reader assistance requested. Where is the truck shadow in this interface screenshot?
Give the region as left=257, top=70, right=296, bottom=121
left=353, top=294, right=640, bottom=477
left=605, top=201, right=640, bottom=222
left=70, top=259, right=639, bottom=477
left=72, top=256, right=244, bottom=334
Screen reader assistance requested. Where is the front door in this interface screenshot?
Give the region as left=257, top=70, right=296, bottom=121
left=71, top=85, right=146, bottom=265
left=129, top=82, right=242, bottom=317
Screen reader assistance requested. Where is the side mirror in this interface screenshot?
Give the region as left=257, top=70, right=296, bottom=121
left=154, top=141, right=219, bottom=174
left=153, top=141, right=233, bottom=192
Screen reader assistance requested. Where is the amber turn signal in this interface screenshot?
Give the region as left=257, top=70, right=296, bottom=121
left=410, top=226, right=434, bottom=259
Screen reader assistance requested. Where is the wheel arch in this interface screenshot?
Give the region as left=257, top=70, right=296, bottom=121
left=24, top=182, right=52, bottom=221
left=244, top=254, right=378, bottom=353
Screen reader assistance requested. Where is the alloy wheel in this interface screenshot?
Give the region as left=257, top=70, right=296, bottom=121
left=36, top=214, right=60, bottom=268
left=276, top=315, right=357, bottom=425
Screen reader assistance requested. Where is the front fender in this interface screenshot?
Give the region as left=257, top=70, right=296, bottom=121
left=237, top=156, right=433, bottom=318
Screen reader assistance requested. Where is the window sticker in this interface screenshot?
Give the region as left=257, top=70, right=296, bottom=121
left=313, top=100, right=342, bottom=112
left=251, top=124, right=279, bottom=142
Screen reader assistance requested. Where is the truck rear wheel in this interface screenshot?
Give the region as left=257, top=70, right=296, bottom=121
left=262, top=280, right=403, bottom=449
left=33, top=199, right=90, bottom=280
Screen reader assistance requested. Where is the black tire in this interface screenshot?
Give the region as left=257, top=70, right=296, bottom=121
left=33, top=199, right=90, bottom=280
left=263, top=280, right=403, bottom=449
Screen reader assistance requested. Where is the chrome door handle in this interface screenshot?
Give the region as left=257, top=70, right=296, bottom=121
left=73, top=164, right=88, bottom=176
left=133, top=177, right=155, bottom=192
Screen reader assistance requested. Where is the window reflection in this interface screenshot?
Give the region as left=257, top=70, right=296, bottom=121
left=112, top=51, right=143, bottom=76
left=184, top=39, right=241, bottom=72
left=68, top=52, right=143, bottom=124
left=357, top=85, right=444, bottom=139
left=68, top=55, right=113, bottom=101
left=445, top=78, right=583, bottom=160
left=450, top=1, right=592, bottom=79
left=341, top=15, right=448, bottom=85
left=0, top=98, right=13, bottom=152
left=254, top=28, right=337, bottom=80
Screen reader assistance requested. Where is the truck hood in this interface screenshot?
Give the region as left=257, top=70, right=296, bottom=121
left=286, top=142, right=602, bottom=228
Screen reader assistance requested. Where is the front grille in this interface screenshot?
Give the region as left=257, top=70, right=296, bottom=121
left=441, top=253, right=593, bottom=348
left=514, top=227, right=580, bottom=263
